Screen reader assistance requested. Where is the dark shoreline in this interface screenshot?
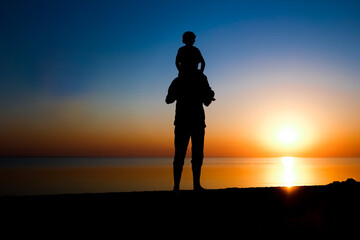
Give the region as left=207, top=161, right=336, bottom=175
left=1, top=179, right=360, bottom=236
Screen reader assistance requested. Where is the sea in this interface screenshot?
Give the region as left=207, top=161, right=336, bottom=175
left=1, top=157, right=360, bottom=196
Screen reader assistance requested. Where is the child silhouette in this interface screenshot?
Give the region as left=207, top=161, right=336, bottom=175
left=176, top=31, right=205, bottom=75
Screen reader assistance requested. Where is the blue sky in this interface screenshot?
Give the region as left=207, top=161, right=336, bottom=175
left=2, top=0, right=359, bottom=97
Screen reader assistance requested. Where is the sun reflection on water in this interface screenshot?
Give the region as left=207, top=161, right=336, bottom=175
left=282, top=157, right=295, bottom=187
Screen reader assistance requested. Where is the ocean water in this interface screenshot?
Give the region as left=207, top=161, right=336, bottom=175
left=0, top=157, right=360, bottom=196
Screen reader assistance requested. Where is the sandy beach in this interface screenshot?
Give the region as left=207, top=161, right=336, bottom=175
left=1, top=178, right=360, bottom=236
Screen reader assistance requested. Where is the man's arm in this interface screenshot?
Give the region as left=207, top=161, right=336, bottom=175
left=166, top=78, right=177, bottom=104
left=203, top=88, right=214, bottom=107
left=201, top=75, right=215, bottom=107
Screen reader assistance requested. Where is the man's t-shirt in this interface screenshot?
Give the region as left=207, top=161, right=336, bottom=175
left=166, top=72, right=214, bottom=128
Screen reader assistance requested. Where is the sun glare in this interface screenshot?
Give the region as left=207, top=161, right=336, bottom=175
left=258, top=113, right=317, bottom=156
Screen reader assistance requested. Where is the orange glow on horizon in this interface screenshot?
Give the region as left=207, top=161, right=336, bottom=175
left=1, top=119, right=360, bottom=157
left=1, top=62, right=360, bottom=158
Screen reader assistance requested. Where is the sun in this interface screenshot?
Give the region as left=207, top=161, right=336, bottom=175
left=277, top=127, right=298, bottom=145
left=258, top=115, right=317, bottom=155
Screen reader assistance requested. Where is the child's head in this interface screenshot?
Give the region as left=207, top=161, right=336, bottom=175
left=182, top=31, right=196, bottom=46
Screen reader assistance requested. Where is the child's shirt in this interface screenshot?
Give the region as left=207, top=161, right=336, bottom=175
left=176, top=46, right=204, bottom=73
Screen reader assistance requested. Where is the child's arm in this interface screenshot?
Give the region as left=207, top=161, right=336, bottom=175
left=199, top=52, right=205, bottom=73
left=175, top=50, right=181, bottom=72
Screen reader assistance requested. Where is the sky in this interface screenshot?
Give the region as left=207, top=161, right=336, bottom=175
left=1, top=0, right=360, bottom=157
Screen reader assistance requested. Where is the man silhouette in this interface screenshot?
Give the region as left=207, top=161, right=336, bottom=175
left=166, top=31, right=215, bottom=193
